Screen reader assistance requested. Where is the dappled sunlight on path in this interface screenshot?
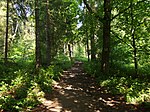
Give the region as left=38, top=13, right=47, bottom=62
left=32, top=61, right=143, bottom=112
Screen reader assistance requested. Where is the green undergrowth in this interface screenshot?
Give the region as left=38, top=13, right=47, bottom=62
left=0, top=58, right=72, bottom=111
left=83, top=61, right=150, bottom=105
left=74, top=57, right=88, bottom=62
left=54, top=54, right=73, bottom=70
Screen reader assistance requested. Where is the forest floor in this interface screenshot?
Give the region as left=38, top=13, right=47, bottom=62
left=32, top=61, right=146, bottom=112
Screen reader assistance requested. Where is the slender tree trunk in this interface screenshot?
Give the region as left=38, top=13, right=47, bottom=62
left=101, top=0, right=111, bottom=74
left=50, top=23, right=54, bottom=60
left=4, top=0, right=9, bottom=63
left=35, top=0, right=41, bottom=68
left=86, top=37, right=90, bottom=61
left=131, top=1, right=138, bottom=76
left=71, top=43, right=74, bottom=57
left=64, top=43, right=67, bottom=55
left=84, top=7, right=90, bottom=61
left=46, top=0, right=51, bottom=66
left=68, top=44, right=72, bottom=61
left=90, top=28, right=96, bottom=61
left=90, top=13, right=96, bottom=61
left=63, top=44, right=66, bottom=54
left=132, top=30, right=138, bottom=75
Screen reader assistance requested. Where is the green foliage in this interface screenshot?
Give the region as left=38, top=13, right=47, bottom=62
left=35, top=66, right=53, bottom=93
left=0, top=58, right=71, bottom=111
left=84, top=61, right=150, bottom=104
left=83, top=60, right=100, bottom=77
left=74, top=43, right=85, bottom=58
left=0, top=68, right=39, bottom=111
left=74, top=57, right=88, bottom=62
left=105, top=77, right=150, bottom=104
left=0, top=0, right=149, bottom=110
left=54, top=54, right=73, bottom=70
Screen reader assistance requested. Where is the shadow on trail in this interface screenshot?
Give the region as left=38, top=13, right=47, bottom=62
left=33, top=61, right=144, bottom=112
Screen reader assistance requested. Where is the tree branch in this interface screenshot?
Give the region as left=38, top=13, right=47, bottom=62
left=111, top=30, right=133, bottom=48
left=111, top=5, right=131, bottom=21
left=111, top=0, right=145, bottom=21
left=83, top=0, right=104, bottom=23
left=83, top=0, right=92, bottom=13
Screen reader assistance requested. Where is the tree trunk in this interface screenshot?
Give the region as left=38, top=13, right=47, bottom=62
left=101, top=0, right=111, bottom=74
left=4, top=0, right=9, bottom=63
left=84, top=6, right=90, bottom=61
left=86, top=37, right=90, bottom=61
left=90, top=29, right=96, bottom=61
left=131, top=1, right=138, bottom=76
left=35, top=0, right=41, bottom=68
left=71, top=43, right=74, bottom=57
left=46, top=0, right=51, bottom=66
left=132, top=30, right=138, bottom=76
left=90, top=15, right=96, bottom=61
left=68, top=44, right=72, bottom=61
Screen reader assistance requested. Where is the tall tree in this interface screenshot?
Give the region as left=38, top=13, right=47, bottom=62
left=35, top=0, right=41, bottom=68
left=101, top=0, right=111, bottom=73
left=4, top=0, right=9, bottom=63
left=45, top=0, right=51, bottom=66
left=90, top=14, right=96, bottom=61
left=83, top=0, right=146, bottom=74
left=83, top=0, right=111, bottom=74
left=130, top=0, right=138, bottom=76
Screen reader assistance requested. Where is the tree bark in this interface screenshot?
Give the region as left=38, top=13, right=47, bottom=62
left=35, top=0, right=41, bottom=68
left=90, top=17, right=96, bottom=61
left=46, top=0, right=51, bottom=66
left=84, top=7, right=90, bottom=61
left=101, top=0, right=111, bottom=74
left=91, top=32, right=96, bottom=61
left=4, top=0, right=9, bottom=63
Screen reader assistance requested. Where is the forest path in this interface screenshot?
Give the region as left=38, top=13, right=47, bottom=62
left=32, top=61, right=142, bottom=112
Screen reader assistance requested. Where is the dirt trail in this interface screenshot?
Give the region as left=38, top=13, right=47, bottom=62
left=32, top=61, right=144, bottom=112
